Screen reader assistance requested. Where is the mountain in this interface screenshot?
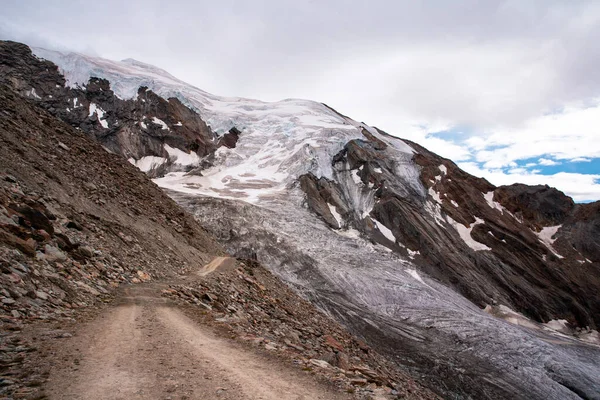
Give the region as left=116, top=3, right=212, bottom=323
left=1, top=40, right=599, bottom=399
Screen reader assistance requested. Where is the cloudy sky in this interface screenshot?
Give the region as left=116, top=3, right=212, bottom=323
left=2, top=0, right=599, bottom=201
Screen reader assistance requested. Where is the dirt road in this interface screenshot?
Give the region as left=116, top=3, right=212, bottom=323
left=44, top=263, right=352, bottom=400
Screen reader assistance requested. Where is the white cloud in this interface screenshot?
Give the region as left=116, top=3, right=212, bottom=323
left=538, top=158, right=560, bottom=166
left=1, top=0, right=599, bottom=202
left=465, top=102, right=600, bottom=169
left=459, top=162, right=600, bottom=202
left=570, top=157, right=592, bottom=162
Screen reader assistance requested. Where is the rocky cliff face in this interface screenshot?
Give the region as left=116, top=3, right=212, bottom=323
left=3, top=41, right=600, bottom=399
left=0, top=41, right=216, bottom=177
left=297, top=128, right=600, bottom=331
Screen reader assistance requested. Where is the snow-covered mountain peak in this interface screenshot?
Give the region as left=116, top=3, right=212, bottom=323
left=33, top=47, right=417, bottom=204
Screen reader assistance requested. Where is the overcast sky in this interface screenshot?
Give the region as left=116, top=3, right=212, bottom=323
left=1, top=0, right=599, bottom=201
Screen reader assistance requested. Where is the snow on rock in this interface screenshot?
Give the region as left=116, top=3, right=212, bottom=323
left=327, top=203, right=343, bottom=229
left=88, top=102, right=109, bottom=128
left=373, top=167, right=382, bottom=174
left=545, top=319, right=570, bottom=333
left=140, top=121, right=147, bottom=129
left=428, top=187, right=443, bottom=204
left=407, top=248, right=420, bottom=259
left=537, top=225, right=560, bottom=245
left=32, top=47, right=418, bottom=205
left=164, top=144, right=199, bottom=166
left=373, top=219, right=395, bottom=243
left=448, top=216, right=491, bottom=251
left=484, top=191, right=504, bottom=212
left=128, top=156, right=167, bottom=172
left=151, top=116, right=169, bottom=130
left=174, top=121, right=183, bottom=126
left=438, top=164, right=447, bottom=175
left=25, top=88, right=41, bottom=99
left=351, top=170, right=363, bottom=186
left=450, top=200, right=459, bottom=208
left=535, top=225, right=564, bottom=259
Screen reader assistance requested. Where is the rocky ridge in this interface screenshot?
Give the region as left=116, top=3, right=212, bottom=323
left=0, top=41, right=216, bottom=177
left=298, top=128, right=600, bottom=331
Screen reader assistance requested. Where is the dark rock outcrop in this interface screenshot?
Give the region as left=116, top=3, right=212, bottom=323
left=0, top=41, right=216, bottom=176
left=299, top=130, right=600, bottom=330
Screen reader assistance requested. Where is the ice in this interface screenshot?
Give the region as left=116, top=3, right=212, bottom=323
left=334, top=227, right=362, bottom=239
left=32, top=47, right=600, bottom=398
left=545, top=319, right=569, bottom=332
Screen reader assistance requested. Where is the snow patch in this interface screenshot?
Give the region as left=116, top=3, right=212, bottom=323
left=373, top=219, right=395, bottom=243
left=438, top=164, right=447, bottom=175
left=483, top=191, right=503, bottom=211
left=25, top=88, right=41, bottom=99
left=407, top=248, right=420, bottom=259
left=535, top=225, right=563, bottom=259
left=545, top=319, right=569, bottom=332
left=352, top=170, right=363, bottom=186
left=128, top=156, right=167, bottom=172
left=152, top=116, right=169, bottom=130
left=327, top=203, right=343, bottom=229
left=88, top=103, right=109, bottom=128
left=447, top=216, right=491, bottom=251
left=164, top=144, right=199, bottom=166
left=428, top=187, right=443, bottom=204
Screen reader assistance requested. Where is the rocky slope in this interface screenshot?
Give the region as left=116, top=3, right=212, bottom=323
left=0, top=81, right=437, bottom=399
left=1, top=40, right=599, bottom=399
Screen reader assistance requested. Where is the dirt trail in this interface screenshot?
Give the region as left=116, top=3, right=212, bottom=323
left=45, top=259, right=352, bottom=400
left=196, top=256, right=237, bottom=277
